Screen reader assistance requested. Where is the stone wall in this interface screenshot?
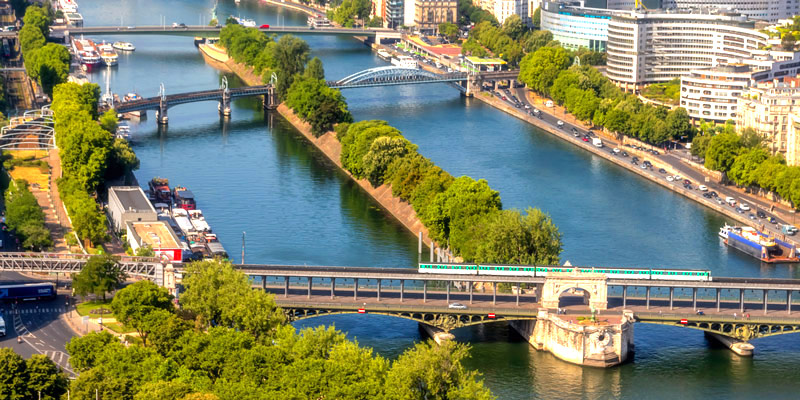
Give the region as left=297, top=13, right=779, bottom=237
left=510, top=311, right=633, bottom=367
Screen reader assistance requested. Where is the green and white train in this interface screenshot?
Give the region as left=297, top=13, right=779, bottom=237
left=418, top=263, right=712, bottom=281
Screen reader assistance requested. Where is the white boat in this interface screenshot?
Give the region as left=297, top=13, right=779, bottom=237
left=58, top=0, right=78, bottom=13
left=391, top=55, right=417, bottom=69
left=232, top=15, right=256, bottom=27
left=97, top=42, right=118, bottom=66
left=235, top=0, right=241, bottom=4
left=112, top=41, right=135, bottom=52
left=72, top=38, right=102, bottom=69
left=718, top=224, right=731, bottom=239
left=188, top=210, right=212, bottom=232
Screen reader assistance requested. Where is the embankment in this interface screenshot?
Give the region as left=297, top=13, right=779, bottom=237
left=211, top=50, right=435, bottom=248
left=260, top=0, right=321, bottom=17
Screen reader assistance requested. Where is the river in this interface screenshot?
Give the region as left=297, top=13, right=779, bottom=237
left=78, top=0, right=800, bottom=397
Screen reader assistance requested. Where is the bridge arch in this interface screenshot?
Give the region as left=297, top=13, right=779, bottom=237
left=283, top=307, right=536, bottom=333
left=541, top=272, right=608, bottom=310
left=330, top=66, right=468, bottom=89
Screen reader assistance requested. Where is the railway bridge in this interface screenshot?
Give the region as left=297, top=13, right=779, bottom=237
left=7, top=254, right=793, bottom=359
left=105, top=67, right=515, bottom=124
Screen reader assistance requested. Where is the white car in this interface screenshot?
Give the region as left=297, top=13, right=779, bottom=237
left=449, top=303, right=467, bottom=310
left=698, top=185, right=708, bottom=191
left=666, top=176, right=674, bottom=182
left=613, top=148, right=621, bottom=154
left=557, top=120, right=564, bottom=128
left=740, top=203, right=750, bottom=211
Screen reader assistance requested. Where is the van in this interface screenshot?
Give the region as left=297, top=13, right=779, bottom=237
left=545, top=100, right=554, bottom=107
left=592, top=138, right=603, bottom=148
left=725, top=196, right=736, bottom=205
left=0, top=315, right=6, bottom=337
left=782, top=225, right=798, bottom=235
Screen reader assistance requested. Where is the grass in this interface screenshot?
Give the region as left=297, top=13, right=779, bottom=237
left=3, top=150, right=50, bottom=190
left=104, top=322, right=135, bottom=334
left=76, top=299, right=114, bottom=318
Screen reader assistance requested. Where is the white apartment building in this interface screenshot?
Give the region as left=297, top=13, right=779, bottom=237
left=492, top=0, right=516, bottom=24
left=787, top=112, right=800, bottom=166
left=680, top=64, right=751, bottom=123
left=607, top=0, right=798, bottom=22
left=737, top=77, right=800, bottom=156
left=606, top=9, right=768, bottom=91
left=478, top=0, right=531, bottom=26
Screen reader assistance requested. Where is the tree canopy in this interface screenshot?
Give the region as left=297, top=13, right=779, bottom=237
left=73, top=254, right=126, bottom=301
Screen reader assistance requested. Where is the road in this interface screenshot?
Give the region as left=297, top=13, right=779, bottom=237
left=0, top=272, right=75, bottom=375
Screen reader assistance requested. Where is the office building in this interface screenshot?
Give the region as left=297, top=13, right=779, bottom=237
left=414, top=0, right=457, bottom=33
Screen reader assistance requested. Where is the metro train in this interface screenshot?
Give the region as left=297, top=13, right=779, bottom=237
left=418, top=263, right=712, bottom=281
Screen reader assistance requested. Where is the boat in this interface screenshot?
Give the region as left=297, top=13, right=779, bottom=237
left=721, top=224, right=799, bottom=263
left=232, top=15, right=256, bottom=27
left=173, top=186, right=196, bottom=210
left=58, top=0, right=78, bottom=13
left=235, top=0, right=241, bottom=4
left=123, top=92, right=141, bottom=102
left=391, top=55, right=417, bottom=69
left=377, top=50, right=391, bottom=61
left=307, top=15, right=331, bottom=28
left=115, top=124, right=130, bottom=140
left=97, top=42, right=118, bottom=66
left=188, top=209, right=211, bottom=233
left=71, top=38, right=102, bottom=70
left=148, top=177, right=172, bottom=203
left=112, top=41, right=135, bottom=52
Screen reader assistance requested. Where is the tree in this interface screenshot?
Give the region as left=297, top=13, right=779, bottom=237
left=664, top=107, right=693, bottom=141
left=111, top=280, right=174, bottom=345
left=272, top=35, right=310, bottom=99
left=518, top=46, right=571, bottom=95
left=728, top=147, right=769, bottom=187
left=141, top=310, right=190, bottom=356
left=362, top=136, right=414, bottom=186
left=26, top=43, right=70, bottom=96
left=464, top=208, right=562, bottom=264
left=424, top=176, right=501, bottom=251
left=26, top=355, right=69, bottom=400
left=783, top=32, right=797, bottom=50
left=18, top=25, right=45, bottom=54
left=704, top=132, right=741, bottom=173
left=0, top=348, right=30, bottom=400
left=438, top=22, right=459, bottom=42
left=305, top=57, right=325, bottom=80
left=22, top=5, right=50, bottom=36
left=339, top=120, right=402, bottom=178
left=532, top=6, right=541, bottom=28
left=502, top=14, right=524, bottom=40
left=106, top=138, right=140, bottom=179
left=4, top=179, right=51, bottom=250
left=691, top=134, right=712, bottom=158
left=134, top=381, right=194, bottom=400
left=384, top=341, right=494, bottom=400
left=522, top=30, right=551, bottom=53
left=99, top=110, right=118, bottom=133
left=72, top=254, right=126, bottom=301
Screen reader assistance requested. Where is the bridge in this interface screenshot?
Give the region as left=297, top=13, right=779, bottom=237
left=107, top=67, right=517, bottom=124
left=52, top=25, right=403, bottom=43
left=4, top=254, right=800, bottom=358
left=0, top=107, right=56, bottom=150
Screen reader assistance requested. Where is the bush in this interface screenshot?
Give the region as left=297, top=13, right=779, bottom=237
left=4, top=179, right=51, bottom=250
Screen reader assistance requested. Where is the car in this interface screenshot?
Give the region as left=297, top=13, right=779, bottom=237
left=613, top=148, right=621, bottom=154
left=740, top=203, right=750, bottom=211
left=710, top=191, right=718, bottom=198
left=260, top=24, right=270, bottom=29
left=749, top=213, right=756, bottom=220
left=698, top=185, right=708, bottom=191
left=172, top=22, right=179, bottom=27
left=449, top=303, right=468, bottom=310
left=524, top=104, right=531, bottom=110
left=673, top=175, right=680, bottom=181
left=582, top=136, right=589, bottom=142
left=622, top=151, right=629, bottom=157
left=696, top=310, right=705, bottom=315
left=666, top=176, right=674, bottom=182
left=658, top=168, right=666, bottom=173
left=716, top=198, right=724, bottom=205
left=757, top=210, right=766, bottom=219
left=641, top=163, right=648, bottom=169
left=651, top=150, right=660, bottom=155
left=703, top=193, right=712, bottom=198
left=683, top=179, right=691, bottom=186
left=557, top=120, right=565, bottom=128
left=769, top=216, right=778, bottom=224
left=725, top=196, right=736, bottom=205
left=573, top=130, right=580, bottom=137
left=179, top=23, right=187, bottom=28
left=502, top=96, right=507, bottom=100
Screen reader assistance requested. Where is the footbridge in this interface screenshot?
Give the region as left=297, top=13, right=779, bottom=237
left=107, top=66, right=503, bottom=124
left=0, top=106, right=56, bottom=150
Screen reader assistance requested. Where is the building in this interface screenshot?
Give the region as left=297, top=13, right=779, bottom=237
left=540, top=1, right=624, bottom=52
left=404, top=0, right=416, bottom=26
left=787, top=112, right=800, bottom=165
left=372, top=0, right=386, bottom=21
left=680, top=64, right=751, bottom=123
left=414, top=0, right=457, bottom=33
left=492, top=0, right=516, bottom=24
left=737, top=77, right=800, bottom=156
left=108, top=186, right=157, bottom=232
left=606, top=0, right=798, bottom=22
left=385, top=0, right=404, bottom=28
left=606, top=9, right=768, bottom=91
left=126, top=221, right=183, bottom=263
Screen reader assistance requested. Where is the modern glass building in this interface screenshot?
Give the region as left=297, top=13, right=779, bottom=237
left=385, top=0, right=404, bottom=28
left=540, top=1, right=625, bottom=52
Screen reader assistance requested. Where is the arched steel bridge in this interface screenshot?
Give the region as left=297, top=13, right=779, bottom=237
left=106, top=66, right=480, bottom=116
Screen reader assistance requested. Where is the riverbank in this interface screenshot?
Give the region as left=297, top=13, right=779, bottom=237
left=215, top=50, right=437, bottom=249
left=260, top=0, right=323, bottom=17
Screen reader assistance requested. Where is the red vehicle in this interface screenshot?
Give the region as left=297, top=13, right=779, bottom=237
left=259, top=24, right=270, bottom=29
left=148, top=177, right=171, bottom=203
left=173, top=186, right=196, bottom=211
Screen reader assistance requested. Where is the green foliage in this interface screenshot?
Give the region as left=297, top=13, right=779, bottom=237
left=284, top=75, right=352, bottom=136
left=461, top=38, right=488, bottom=57
left=367, top=16, right=383, bottom=27
left=180, top=260, right=286, bottom=342
left=106, top=137, right=140, bottom=179
left=99, top=109, right=118, bottom=133
left=18, top=24, right=45, bottom=54
left=458, top=0, right=498, bottom=25
left=305, top=56, right=325, bottom=80
left=464, top=208, right=562, bottom=265
left=424, top=176, right=501, bottom=250
left=532, top=6, right=540, bottom=28
left=26, top=354, right=69, bottom=400
left=384, top=341, right=495, bottom=400
left=691, top=134, right=711, bottom=158
left=4, top=179, right=51, bottom=250
left=0, top=348, right=30, bottom=400
left=469, top=21, right=524, bottom=65
left=19, top=6, right=68, bottom=96
left=502, top=14, right=525, bottom=40
left=782, top=31, right=797, bottom=50
left=331, top=0, right=371, bottom=27
left=521, top=30, right=553, bottom=53
left=385, top=153, right=434, bottom=201
left=439, top=22, right=459, bottom=42
left=729, top=147, right=770, bottom=187
left=518, top=46, right=571, bottom=95
left=704, top=132, right=741, bottom=173
left=362, top=136, right=415, bottom=186
left=111, top=280, right=174, bottom=344
left=72, top=254, right=126, bottom=301
left=641, top=78, right=680, bottom=105
left=58, top=176, right=109, bottom=245
left=66, top=331, right=119, bottom=372
left=339, top=120, right=402, bottom=178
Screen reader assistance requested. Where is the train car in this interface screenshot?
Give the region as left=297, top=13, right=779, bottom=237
left=477, top=264, right=538, bottom=276
left=649, top=269, right=711, bottom=281
left=577, top=267, right=652, bottom=280
left=418, top=263, right=478, bottom=275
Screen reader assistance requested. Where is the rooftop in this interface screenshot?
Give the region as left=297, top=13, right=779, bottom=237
left=127, top=221, right=180, bottom=249
left=110, top=186, right=156, bottom=213
left=465, top=56, right=507, bottom=65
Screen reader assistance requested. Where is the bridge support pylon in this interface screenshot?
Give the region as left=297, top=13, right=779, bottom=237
left=157, top=83, right=169, bottom=125
left=219, top=76, right=232, bottom=117
left=464, top=74, right=482, bottom=97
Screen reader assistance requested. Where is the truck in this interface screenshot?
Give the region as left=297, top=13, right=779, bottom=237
left=0, top=315, right=5, bottom=336
left=782, top=224, right=798, bottom=236
left=0, top=283, right=56, bottom=301
left=592, top=138, right=603, bottom=148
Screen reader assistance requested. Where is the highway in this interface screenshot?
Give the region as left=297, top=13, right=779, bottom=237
left=0, top=272, right=75, bottom=375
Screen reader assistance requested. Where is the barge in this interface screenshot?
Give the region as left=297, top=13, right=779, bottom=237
left=719, top=224, right=799, bottom=263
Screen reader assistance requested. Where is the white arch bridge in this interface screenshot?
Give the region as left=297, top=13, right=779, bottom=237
left=104, top=67, right=515, bottom=124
